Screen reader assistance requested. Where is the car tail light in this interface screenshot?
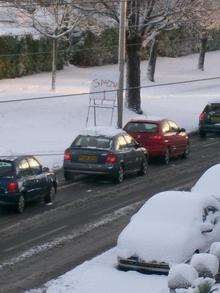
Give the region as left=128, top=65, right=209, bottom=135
left=151, top=135, right=162, bottom=141
left=64, top=149, right=72, bottom=161
left=106, top=153, right=117, bottom=164
left=7, top=182, right=18, bottom=193
left=199, top=112, right=206, bottom=121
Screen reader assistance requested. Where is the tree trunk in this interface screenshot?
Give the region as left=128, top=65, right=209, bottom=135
left=198, top=31, right=208, bottom=71
left=147, top=38, right=158, bottom=82
left=126, top=38, right=142, bottom=113
left=51, top=38, right=57, bottom=90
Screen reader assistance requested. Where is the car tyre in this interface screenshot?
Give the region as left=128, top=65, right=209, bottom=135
left=64, top=171, right=74, bottom=182
left=162, top=148, right=170, bottom=165
left=44, top=187, right=56, bottom=204
left=138, top=159, right=148, bottom=176
left=114, top=165, right=124, bottom=184
left=16, top=195, right=25, bottom=214
left=199, top=130, right=206, bottom=138
left=181, top=143, right=190, bottom=159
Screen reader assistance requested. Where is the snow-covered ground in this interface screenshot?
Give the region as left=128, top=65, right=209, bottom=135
left=30, top=248, right=168, bottom=293
left=1, top=50, right=220, bottom=169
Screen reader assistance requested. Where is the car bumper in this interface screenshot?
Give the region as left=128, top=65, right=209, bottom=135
left=63, top=162, right=118, bottom=176
left=117, top=257, right=170, bottom=275
left=200, top=124, right=220, bottom=133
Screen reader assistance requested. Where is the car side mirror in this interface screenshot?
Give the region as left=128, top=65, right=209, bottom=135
left=201, top=223, right=214, bottom=234
left=134, top=141, right=142, bottom=148
left=178, top=128, right=186, bottom=133
left=42, top=167, right=50, bottom=173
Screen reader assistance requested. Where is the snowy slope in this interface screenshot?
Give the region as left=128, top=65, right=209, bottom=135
left=0, top=50, right=220, bottom=169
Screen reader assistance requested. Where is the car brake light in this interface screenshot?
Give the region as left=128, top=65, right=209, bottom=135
left=199, top=113, right=206, bottom=121
left=151, top=135, right=162, bottom=141
left=64, top=149, right=72, bottom=161
left=7, top=182, right=18, bottom=193
left=106, top=153, right=117, bottom=164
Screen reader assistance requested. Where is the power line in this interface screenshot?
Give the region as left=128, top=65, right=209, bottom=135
left=0, top=76, right=220, bottom=105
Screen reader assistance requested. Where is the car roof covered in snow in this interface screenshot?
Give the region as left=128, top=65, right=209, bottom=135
left=125, top=118, right=166, bottom=124
left=117, top=191, right=220, bottom=265
left=192, top=164, right=220, bottom=199
left=0, top=155, right=35, bottom=162
left=79, top=126, right=127, bottom=138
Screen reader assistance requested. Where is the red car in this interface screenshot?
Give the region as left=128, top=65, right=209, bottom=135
left=124, top=119, right=189, bottom=164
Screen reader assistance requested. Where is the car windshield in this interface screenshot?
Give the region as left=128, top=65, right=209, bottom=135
left=125, top=122, right=158, bottom=133
left=0, top=161, right=14, bottom=178
left=207, top=104, right=220, bottom=113
left=72, top=135, right=112, bottom=149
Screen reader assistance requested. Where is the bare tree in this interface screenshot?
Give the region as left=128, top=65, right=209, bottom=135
left=11, top=1, right=84, bottom=90
left=75, top=0, right=213, bottom=113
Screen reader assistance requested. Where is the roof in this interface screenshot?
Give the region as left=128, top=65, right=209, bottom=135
left=80, top=126, right=126, bottom=138
left=125, top=118, right=166, bottom=124
left=0, top=155, right=31, bottom=162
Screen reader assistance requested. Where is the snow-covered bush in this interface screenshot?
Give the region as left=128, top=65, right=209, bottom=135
left=191, top=277, right=218, bottom=293
left=190, top=254, right=219, bottom=278
left=168, top=264, right=199, bottom=291
left=210, top=242, right=220, bottom=263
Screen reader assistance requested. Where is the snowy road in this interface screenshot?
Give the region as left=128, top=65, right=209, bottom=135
left=0, top=135, right=220, bottom=292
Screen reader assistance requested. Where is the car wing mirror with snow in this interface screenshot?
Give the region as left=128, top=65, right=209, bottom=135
left=201, top=223, right=214, bottom=234
left=42, top=167, right=50, bottom=173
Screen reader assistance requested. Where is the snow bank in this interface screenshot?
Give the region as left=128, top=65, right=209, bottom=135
left=117, top=191, right=220, bottom=265
left=192, top=164, right=220, bottom=199
left=210, top=242, right=220, bottom=261
left=190, top=253, right=219, bottom=277
left=168, top=264, right=198, bottom=290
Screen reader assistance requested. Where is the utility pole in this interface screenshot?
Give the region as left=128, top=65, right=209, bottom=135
left=117, top=0, right=127, bottom=129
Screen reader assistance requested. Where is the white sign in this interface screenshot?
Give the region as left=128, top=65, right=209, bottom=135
left=90, top=79, right=118, bottom=101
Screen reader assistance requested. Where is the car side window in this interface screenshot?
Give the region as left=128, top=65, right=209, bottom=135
left=162, top=122, right=170, bottom=134
left=17, top=159, right=32, bottom=177
left=169, top=121, right=179, bottom=133
left=115, top=135, right=127, bottom=150
left=28, top=157, right=42, bottom=175
left=202, top=206, right=219, bottom=224
left=123, top=134, right=136, bottom=147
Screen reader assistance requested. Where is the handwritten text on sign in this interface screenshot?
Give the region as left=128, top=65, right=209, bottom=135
left=90, top=79, right=118, bottom=101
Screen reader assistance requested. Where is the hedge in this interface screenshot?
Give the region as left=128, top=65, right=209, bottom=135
left=0, top=35, right=66, bottom=79
left=0, top=27, right=220, bottom=79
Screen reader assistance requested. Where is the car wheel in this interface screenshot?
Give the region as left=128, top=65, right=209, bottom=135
left=16, top=195, right=25, bottom=214
left=181, top=144, right=190, bottom=159
left=199, top=130, right=206, bottom=138
left=114, top=165, right=124, bottom=184
left=138, top=159, right=148, bottom=176
left=162, top=148, right=170, bottom=165
left=64, top=171, right=74, bottom=182
left=44, top=187, right=56, bottom=204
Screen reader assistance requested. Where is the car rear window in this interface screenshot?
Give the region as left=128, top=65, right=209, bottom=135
left=72, top=135, right=112, bottom=149
left=125, top=122, right=158, bottom=133
left=205, top=103, right=220, bottom=113
left=0, top=161, right=14, bottom=177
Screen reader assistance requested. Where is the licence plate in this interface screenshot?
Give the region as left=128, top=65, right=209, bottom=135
left=78, top=155, right=97, bottom=162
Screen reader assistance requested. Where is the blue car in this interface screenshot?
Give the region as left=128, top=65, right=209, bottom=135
left=0, top=156, right=57, bottom=213
left=63, top=129, right=148, bottom=183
